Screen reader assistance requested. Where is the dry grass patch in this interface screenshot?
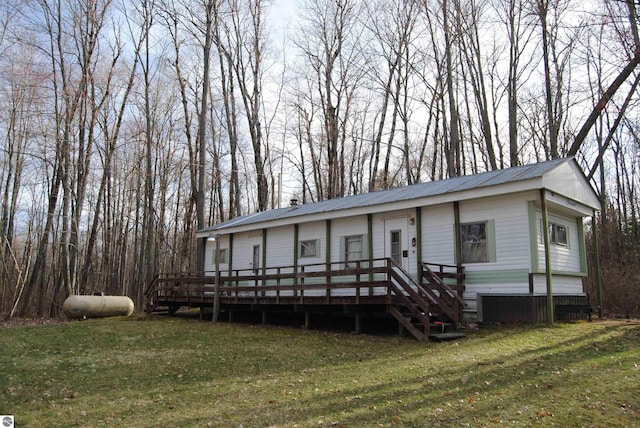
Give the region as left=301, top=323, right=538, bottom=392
left=1, top=316, right=639, bottom=427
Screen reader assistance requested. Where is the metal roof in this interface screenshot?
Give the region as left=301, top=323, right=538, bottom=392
left=201, top=157, right=579, bottom=233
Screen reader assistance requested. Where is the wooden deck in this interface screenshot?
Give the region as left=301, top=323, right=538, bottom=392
left=144, top=258, right=465, bottom=341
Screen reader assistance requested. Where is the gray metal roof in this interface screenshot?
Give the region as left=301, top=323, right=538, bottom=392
left=201, top=157, right=577, bottom=233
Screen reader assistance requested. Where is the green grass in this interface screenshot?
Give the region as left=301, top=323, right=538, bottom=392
left=1, top=316, right=639, bottom=427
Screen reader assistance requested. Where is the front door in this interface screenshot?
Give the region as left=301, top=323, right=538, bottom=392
left=384, top=218, right=409, bottom=271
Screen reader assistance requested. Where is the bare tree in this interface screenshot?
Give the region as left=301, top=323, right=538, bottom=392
left=442, top=0, right=462, bottom=177
left=455, top=0, right=498, bottom=170
left=494, top=0, right=536, bottom=166
left=534, top=0, right=579, bottom=159
left=294, top=0, right=365, bottom=200
left=365, top=0, right=420, bottom=189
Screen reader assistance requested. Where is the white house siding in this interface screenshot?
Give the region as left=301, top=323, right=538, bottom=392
left=204, top=235, right=231, bottom=273
left=329, top=215, right=369, bottom=261
left=265, top=225, right=295, bottom=270
left=458, top=193, right=532, bottom=272
left=296, top=221, right=327, bottom=295
left=263, top=225, right=295, bottom=295
left=330, top=215, right=369, bottom=296
left=542, top=161, right=601, bottom=210
left=297, top=221, right=326, bottom=267
left=535, top=211, right=581, bottom=273
left=421, top=204, right=456, bottom=264
left=422, top=193, right=536, bottom=321
left=231, top=230, right=263, bottom=272
left=532, top=274, right=584, bottom=295
left=452, top=193, right=536, bottom=321
left=372, top=210, right=418, bottom=272
left=371, top=210, right=417, bottom=295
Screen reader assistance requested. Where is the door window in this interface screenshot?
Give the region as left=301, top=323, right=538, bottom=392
left=390, top=230, right=401, bottom=264
left=252, top=245, right=260, bottom=272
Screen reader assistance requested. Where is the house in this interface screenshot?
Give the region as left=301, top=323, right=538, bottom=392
left=148, top=157, right=601, bottom=340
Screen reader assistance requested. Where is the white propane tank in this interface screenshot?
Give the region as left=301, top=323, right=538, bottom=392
left=63, top=295, right=135, bottom=319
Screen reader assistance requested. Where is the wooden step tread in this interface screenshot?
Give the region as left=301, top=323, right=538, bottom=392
left=428, top=332, right=466, bottom=341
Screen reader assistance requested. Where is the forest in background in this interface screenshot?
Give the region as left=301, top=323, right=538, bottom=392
left=0, top=0, right=638, bottom=318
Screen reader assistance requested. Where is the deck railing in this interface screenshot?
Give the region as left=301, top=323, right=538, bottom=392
left=147, top=258, right=398, bottom=310
left=145, top=259, right=464, bottom=326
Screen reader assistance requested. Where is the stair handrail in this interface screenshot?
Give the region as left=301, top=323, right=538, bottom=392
left=386, top=258, right=433, bottom=301
left=385, top=258, right=452, bottom=328
left=144, top=274, right=160, bottom=313
left=421, top=263, right=466, bottom=307
left=144, top=274, right=160, bottom=299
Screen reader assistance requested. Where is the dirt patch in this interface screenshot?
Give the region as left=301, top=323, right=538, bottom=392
left=594, top=318, right=640, bottom=326
left=0, top=317, right=66, bottom=329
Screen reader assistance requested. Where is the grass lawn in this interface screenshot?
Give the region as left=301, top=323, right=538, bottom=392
left=0, top=315, right=639, bottom=427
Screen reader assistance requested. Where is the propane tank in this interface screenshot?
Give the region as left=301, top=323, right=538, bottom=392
left=63, top=295, right=135, bottom=319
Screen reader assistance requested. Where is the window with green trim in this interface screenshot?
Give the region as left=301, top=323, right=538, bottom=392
left=460, top=220, right=496, bottom=263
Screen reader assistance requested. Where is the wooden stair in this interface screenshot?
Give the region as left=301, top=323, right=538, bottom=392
left=387, top=261, right=466, bottom=342
left=421, top=263, right=466, bottom=326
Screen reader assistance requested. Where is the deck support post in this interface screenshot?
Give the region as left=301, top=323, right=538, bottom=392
left=262, top=311, right=267, bottom=324
left=229, top=309, right=234, bottom=323
left=453, top=202, right=462, bottom=265
left=305, top=311, right=310, bottom=329
left=416, top=207, right=423, bottom=281
left=540, top=189, right=554, bottom=324
left=355, top=312, right=361, bottom=334
left=367, top=214, right=373, bottom=295
left=293, top=224, right=299, bottom=297
left=211, top=234, right=221, bottom=323
left=592, top=211, right=603, bottom=317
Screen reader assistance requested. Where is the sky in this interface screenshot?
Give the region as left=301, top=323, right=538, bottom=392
left=268, top=0, right=298, bottom=34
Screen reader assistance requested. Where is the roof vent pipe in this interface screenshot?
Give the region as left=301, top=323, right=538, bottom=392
left=290, top=198, right=299, bottom=208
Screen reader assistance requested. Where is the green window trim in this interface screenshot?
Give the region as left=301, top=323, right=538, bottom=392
left=577, top=217, right=587, bottom=274
left=459, top=220, right=496, bottom=264
left=528, top=201, right=539, bottom=273
left=530, top=270, right=588, bottom=277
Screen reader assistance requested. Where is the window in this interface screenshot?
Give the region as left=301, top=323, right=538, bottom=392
left=549, top=222, right=568, bottom=246
left=460, top=221, right=495, bottom=263
left=344, top=235, right=363, bottom=267
left=299, top=239, right=319, bottom=258
left=390, top=230, right=402, bottom=264
left=212, top=248, right=228, bottom=264
left=539, top=219, right=569, bottom=247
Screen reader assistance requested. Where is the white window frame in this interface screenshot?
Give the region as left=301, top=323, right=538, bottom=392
left=344, top=234, right=364, bottom=267
left=549, top=221, right=569, bottom=247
